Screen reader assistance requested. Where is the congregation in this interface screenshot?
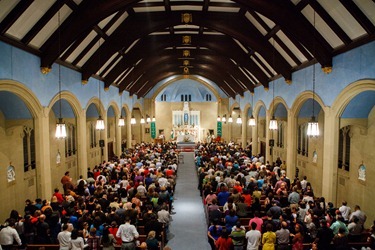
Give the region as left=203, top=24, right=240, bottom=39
left=0, top=142, right=179, bottom=250
left=195, top=141, right=375, bottom=250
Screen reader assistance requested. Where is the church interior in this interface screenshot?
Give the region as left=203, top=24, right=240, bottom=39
left=0, top=0, right=375, bottom=231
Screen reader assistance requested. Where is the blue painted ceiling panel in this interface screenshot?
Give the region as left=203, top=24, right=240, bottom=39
left=51, top=99, right=75, bottom=118
left=0, top=92, right=32, bottom=119
left=342, top=91, right=375, bottom=118
left=86, top=103, right=99, bottom=118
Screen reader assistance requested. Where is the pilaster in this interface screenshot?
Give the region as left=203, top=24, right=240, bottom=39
left=36, top=107, right=52, bottom=199
left=127, top=116, right=132, bottom=148
left=322, top=107, right=338, bottom=202
left=116, top=121, right=121, bottom=155
left=265, top=110, right=271, bottom=163
left=102, top=117, right=108, bottom=162
left=78, top=111, right=88, bottom=178
left=252, top=123, right=258, bottom=155
left=241, top=110, right=247, bottom=147
left=286, top=110, right=297, bottom=178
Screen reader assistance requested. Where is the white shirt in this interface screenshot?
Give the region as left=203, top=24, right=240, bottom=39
left=339, top=205, right=351, bottom=220
left=116, top=222, right=139, bottom=242
left=69, top=237, right=85, bottom=250
left=57, top=230, right=71, bottom=249
left=0, top=226, right=22, bottom=246
left=246, top=229, right=261, bottom=250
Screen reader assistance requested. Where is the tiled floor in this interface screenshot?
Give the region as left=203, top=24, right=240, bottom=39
left=166, top=152, right=211, bottom=250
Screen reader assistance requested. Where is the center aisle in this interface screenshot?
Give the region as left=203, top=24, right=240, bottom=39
left=167, top=152, right=211, bottom=250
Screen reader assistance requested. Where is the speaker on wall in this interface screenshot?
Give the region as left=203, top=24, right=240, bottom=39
left=269, top=139, right=274, bottom=147
left=99, top=139, right=105, bottom=147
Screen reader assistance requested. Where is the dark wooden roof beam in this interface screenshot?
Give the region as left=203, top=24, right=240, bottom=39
left=339, top=0, right=375, bottom=35
left=0, top=0, right=34, bottom=35
left=306, top=0, right=352, bottom=45
left=21, top=0, right=64, bottom=44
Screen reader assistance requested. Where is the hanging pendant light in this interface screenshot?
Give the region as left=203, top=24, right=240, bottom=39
left=96, top=82, right=105, bottom=130
left=55, top=9, right=66, bottom=139
left=146, top=115, right=151, bottom=123
left=236, top=114, right=242, bottom=124
left=269, top=39, right=278, bottom=131
left=269, top=115, right=278, bottom=130
left=140, top=116, right=145, bottom=124
left=217, top=116, right=221, bottom=122
left=118, top=94, right=125, bottom=127
left=95, top=38, right=105, bottom=130
left=118, top=117, right=125, bottom=127
left=228, top=115, right=233, bottom=123
left=221, top=115, right=226, bottom=123
left=131, top=115, right=136, bottom=124
left=152, top=116, right=156, bottom=122
left=248, top=92, right=256, bottom=126
left=96, top=115, right=105, bottom=130
left=307, top=10, right=320, bottom=137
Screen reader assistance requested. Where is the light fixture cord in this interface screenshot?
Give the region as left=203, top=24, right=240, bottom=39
left=312, top=9, right=316, bottom=119
left=58, top=6, right=62, bottom=119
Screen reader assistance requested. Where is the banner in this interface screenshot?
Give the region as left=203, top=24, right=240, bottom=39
left=217, top=121, right=222, bottom=137
left=151, top=122, right=156, bottom=139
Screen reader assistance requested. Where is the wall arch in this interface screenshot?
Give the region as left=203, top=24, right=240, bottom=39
left=269, top=96, right=289, bottom=115
left=0, top=80, right=43, bottom=118
left=85, top=97, right=106, bottom=116
left=332, top=79, right=375, bottom=118
left=253, top=100, right=267, bottom=117
left=108, top=100, right=120, bottom=116
left=48, top=91, right=83, bottom=118
left=150, top=75, right=221, bottom=104
left=291, top=90, right=326, bottom=118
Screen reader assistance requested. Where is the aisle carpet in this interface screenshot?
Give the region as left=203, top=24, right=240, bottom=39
left=166, top=152, right=211, bottom=250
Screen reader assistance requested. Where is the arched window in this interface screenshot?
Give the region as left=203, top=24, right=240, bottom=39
left=23, top=126, right=36, bottom=172
left=90, top=122, right=96, bottom=148
left=277, top=122, right=284, bottom=148
left=338, top=126, right=351, bottom=171
left=297, top=124, right=309, bottom=156
left=65, top=123, right=77, bottom=157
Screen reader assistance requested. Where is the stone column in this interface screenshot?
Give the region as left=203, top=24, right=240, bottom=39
left=286, top=110, right=297, bottom=179
left=116, top=120, right=121, bottom=155
left=127, top=116, right=132, bottom=148
left=241, top=110, right=247, bottom=147
left=77, top=111, right=88, bottom=178
left=36, top=107, right=52, bottom=199
left=252, top=120, right=258, bottom=155
left=101, top=117, right=108, bottom=162
left=265, top=110, right=271, bottom=163
left=322, top=108, right=338, bottom=202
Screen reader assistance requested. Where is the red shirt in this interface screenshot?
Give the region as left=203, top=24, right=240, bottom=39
left=54, top=192, right=64, bottom=204
left=215, top=237, right=233, bottom=250
left=242, top=194, right=252, bottom=207
left=108, top=227, right=121, bottom=246
left=165, top=169, right=174, bottom=177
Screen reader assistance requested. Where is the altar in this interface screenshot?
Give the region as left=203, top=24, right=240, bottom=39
left=176, top=134, right=195, bottom=143
left=172, top=102, right=202, bottom=142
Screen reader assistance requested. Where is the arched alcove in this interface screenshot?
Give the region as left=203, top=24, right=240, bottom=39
left=332, top=80, right=375, bottom=224
left=0, top=80, right=43, bottom=223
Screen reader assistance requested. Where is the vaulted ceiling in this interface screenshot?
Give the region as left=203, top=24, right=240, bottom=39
left=1, top=0, right=375, bottom=98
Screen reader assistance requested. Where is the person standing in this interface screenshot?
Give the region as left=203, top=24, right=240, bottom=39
left=116, top=216, right=139, bottom=250
left=230, top=221, right=246, bottom=250
left=276, top=221, right=290, bottom=250
left=315, top=219, right=334, bottom=250
left=0, top=218, right=22, bottom=250
left=262, top=223, right=276, bottom=250
left=57, top=223, right=73, bottom=250
left=245, top=222, right=261, bottom=250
